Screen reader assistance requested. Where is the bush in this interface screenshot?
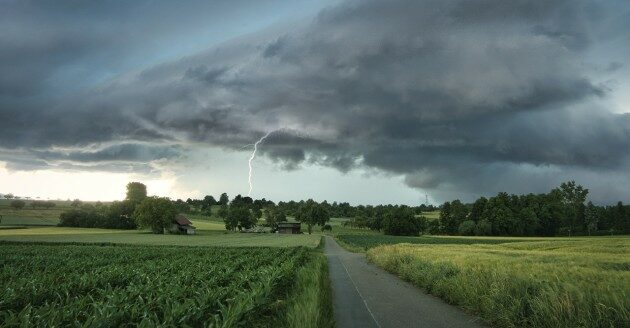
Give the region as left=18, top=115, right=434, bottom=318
left=10, top=200, right=25, bottom=210
left=321, top=224, right=332, bottom=232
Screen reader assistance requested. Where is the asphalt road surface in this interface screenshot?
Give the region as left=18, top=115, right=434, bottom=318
left=324, top=236, right=487, bottom=328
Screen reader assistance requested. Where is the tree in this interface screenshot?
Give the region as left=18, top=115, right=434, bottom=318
left=584, top=201, right=599, bottom=236
left=519, top=207, right=540, bottom=236
left=126, top=182, right=147, bottom=207
left=296, top=200, right=330, bottom=234
left=133, top=197, right=177, bottom=234
left=263, top=205, right=286, bottom=229
left=71, top=199, right=83, bottom=208
left=440, top=200, right=468, bottom=234
left=556, top=181, right=588, bottom=236
left=219, top=193, right=229, bottom=205
left=201, top=195, right=216, bottom=210
left=4, top=193, right=15, bottom=199
left=10, top=200, right=25, bottom=210
left=469, top=197, right=487, bottom=222
left=382, top=206, right=421, bottom=236
left=226, top=205, right=254, bottom=231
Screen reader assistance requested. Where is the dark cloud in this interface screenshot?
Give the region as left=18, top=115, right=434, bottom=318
left=1, top=0, right=629, bottom=203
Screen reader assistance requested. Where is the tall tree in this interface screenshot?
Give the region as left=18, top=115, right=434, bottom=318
left=126, top=182, right=147, bottom=207
left=219, top=193, right=229, bottom=205
left=556, top=181, right=588, bottom=236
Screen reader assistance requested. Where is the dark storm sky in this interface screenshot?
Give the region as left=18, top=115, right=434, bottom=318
left=1, top=0, right=630, bottom=204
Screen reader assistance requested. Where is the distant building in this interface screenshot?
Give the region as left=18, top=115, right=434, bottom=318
left=169, top=215, right=196, bottom=235
left=276, top=222, right=301, bottom=234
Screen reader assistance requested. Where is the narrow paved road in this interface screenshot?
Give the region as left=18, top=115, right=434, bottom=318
left=324, top=236, right=487, bottom=328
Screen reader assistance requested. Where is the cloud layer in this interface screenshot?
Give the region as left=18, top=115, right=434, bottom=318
left=1, top=0, right=630, bottom=203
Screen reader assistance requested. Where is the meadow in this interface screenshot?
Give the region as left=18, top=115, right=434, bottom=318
left=0, top=242, right=332, bottom=327
left=0, top=200, right=65, bottom=226
left=367, top=238, right=630, bottom=328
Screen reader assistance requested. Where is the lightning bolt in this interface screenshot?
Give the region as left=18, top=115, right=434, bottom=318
left=247, top=131, right=273, bottom=197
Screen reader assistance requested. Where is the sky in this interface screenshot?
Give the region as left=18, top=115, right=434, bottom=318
left=1, top=0, right=630, bottom=205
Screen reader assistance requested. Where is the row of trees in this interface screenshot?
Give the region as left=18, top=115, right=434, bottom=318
left=438, top=181, right=630, bottom=236
left=214, top=196, right=331, bottom=233
left=8, top=200, right=56, bottom=210
left=343, top=205, right=429, bottom=235
left=59, top=182, right=151, bottom=231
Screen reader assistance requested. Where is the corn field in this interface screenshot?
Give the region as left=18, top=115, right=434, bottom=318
left=0, top=242, right=309, bottom=327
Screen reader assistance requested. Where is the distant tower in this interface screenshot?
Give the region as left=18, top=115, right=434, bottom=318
left=425, top=194, right=429, bottom=206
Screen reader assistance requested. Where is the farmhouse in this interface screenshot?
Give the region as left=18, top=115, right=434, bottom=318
left=169, top=215, right=196, bottom=235
left=276, top=222, right=301, bottom=234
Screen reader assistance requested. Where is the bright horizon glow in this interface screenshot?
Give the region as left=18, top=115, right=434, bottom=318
left=0, top=162, right=176, bottom=201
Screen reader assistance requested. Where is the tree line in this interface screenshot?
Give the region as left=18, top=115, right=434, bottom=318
left=438, top=181, right=629, bottom=237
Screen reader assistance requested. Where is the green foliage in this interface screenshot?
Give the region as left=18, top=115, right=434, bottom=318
left=382, top=206, right=423, bottom=236
left=263, top=205, right=287, bottom=229
left=0, top=243, right=310, bottom=327
left=436, top=181, right=630, bottom=237
left=226, top=205, right=255, bottom=231
left=125, top=182, right=147, bottom=206
left=133, top=197, right=177, bottom=234
left=439, top=200, right=467, bottom=235
left=219, top=192, right=229, bottom=205
left=368, top=238, right=629, bottom=328
left=9, top=200, right=25, bottom=210
left=58, top=204, right=136, bottom=229
left=296, top=200, right=330, bottom=234
left=457, top=220, right=476, bottom=236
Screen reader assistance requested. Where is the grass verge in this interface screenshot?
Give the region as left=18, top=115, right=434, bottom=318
left=282, top=237, right=335, bottom=328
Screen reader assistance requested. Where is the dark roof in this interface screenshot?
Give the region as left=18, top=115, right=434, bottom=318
left=175, top=215, right=192, bottom=226
left=277, top=222, right=301, bottom=228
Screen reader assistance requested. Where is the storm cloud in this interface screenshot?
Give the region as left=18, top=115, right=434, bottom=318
left=1, top=0, right=629, bottom=203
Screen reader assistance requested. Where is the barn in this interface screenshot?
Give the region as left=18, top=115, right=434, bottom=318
left=169, top=215, right=196, bottom=235
left=276, top=222, right=301, bottom=234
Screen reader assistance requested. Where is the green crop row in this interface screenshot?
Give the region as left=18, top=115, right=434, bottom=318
left=0, top=242, right=309, bottom=327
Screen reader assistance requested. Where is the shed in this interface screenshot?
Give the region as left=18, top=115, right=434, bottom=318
left=276, top=222, right=301, bottom=234
left=169, top=215, right=196, bottom=235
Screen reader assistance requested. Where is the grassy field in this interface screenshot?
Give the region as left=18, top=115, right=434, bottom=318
left=367, top=237, right=630, bottom=328
left=420, top=210, right=440, bottom=220
left=0, top=225, right=322, bottom=247
left=0, top=242, right=331, bottom=327
left=336, top=234, right=545, bottom=251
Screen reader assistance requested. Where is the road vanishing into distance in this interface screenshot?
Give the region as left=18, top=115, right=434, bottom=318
left=324, top=236, right=487, bottom=328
